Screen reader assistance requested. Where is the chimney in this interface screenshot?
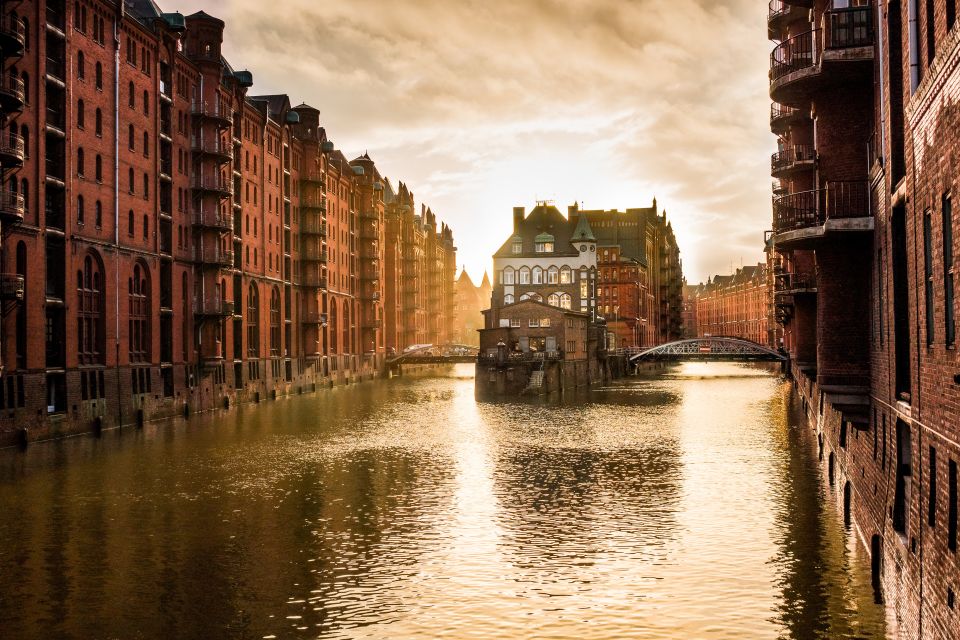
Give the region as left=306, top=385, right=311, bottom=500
left=513, top=207, right=525, bottom=231
left=568, top=202, right=579, bottom=217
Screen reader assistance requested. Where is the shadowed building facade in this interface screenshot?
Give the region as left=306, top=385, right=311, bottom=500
left=768, top=1, right=960, bottom=637
left=0, top=0, right=456, bottom=445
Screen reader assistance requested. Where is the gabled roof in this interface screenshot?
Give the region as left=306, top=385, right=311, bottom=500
left=493, top=204, right=580, bottom=258
left=498, top=298, right=590, bottom=317
left=249, top=94, right=291, bottom=120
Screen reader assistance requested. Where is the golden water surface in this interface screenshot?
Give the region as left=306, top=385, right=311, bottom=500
left=0, top=363, right=887, bottom=639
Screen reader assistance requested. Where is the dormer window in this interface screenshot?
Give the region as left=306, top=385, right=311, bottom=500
left=535, top=233, right=555, bottom=253
left=512, top=239, right=522, bottom=254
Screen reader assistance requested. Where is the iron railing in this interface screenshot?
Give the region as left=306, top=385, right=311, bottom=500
left=773, top=180, right=871, bottom=233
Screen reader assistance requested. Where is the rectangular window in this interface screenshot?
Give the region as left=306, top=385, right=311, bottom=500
left=510, top=318, right=520, bottom=328
left=930, top=446, right=938, bottom=527
left=951, top=460, right=958, bottom=552
left=528, top=319, right=540, bottom=328
left=924, top=211, right=935, bottom=345
left=944, top=195, right=955, bottom=346
left=512, top=241, right=522, bottom=254
left=541, top=318, right=551, bottom=328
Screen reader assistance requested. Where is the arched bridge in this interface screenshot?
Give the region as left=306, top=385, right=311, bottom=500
left=387, top=344, right=479, bottom=365
left=628, top=337, right=786, bottom=363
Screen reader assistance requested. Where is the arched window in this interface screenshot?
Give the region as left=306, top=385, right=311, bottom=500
left=95, top=200, right=102, bottom=227
left=143, top=90, right=149, bottom=115
left=128, top=167, right=134, bottom=193
left=127, top=210, right=134, bottom=236
left=95, top=62, right=102, bottom=89
left=15, top=242, right=26, bottom=369
left=143, top=131, right=148, bottom=156
left=504, top=293, right=515, bottom=305
left=532, top=266, right=543, bottom=285
left=547, top=266, right=559, bottom=285
left=76, top=99, right=84, bottom=128
left=329, top=298, right=338, bottom=354
left=77, top=195, right=84, bottom=224
left=559, top=293, right=572, bottom=310
left=128, top=262, right=151, bottom=361
left=95, top=108, right=102, bottom=136
left=502, top=266, right=515, bottom=285
left=560, top=266, right=572, bottom=284
left=76, top=147, right=84, bottom=176
left=143, top=173, right=149, bottom=198
left=181, top=273, right=190, bottom=360
left=95, top=154, right=102, bottom=181
left=519, top=293, right=530, bottom=301
left=519, top=266, right=531, bottom=285
left=270, top=287, right=281, bottom=356
left=142, top=214, right=148, bottom=239
left=342, top=305, right=351, bottom=355
left=78, top=252, right=105, bottom=364
left=548, top=293, right=561, bottom=307
left=128, top=81, right=135, bottom=108
left=77, top=52, right=85, bottom=79
left=247, top=283, right=260, bottom=357
left=128, top=124, right=135, bottom=149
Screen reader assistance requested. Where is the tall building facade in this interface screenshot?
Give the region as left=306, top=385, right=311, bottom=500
left=769, top=1, right=959, bottom=637
left=0, top=1, right=456, bottom=445
left=573, top=201, right=685, bottom=348
left=687, top=264, right=774, bottom=347
left=452, top=269, right=488, bottom=347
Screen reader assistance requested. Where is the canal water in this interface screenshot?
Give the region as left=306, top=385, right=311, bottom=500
left=0, top=363, right=887, bottom=639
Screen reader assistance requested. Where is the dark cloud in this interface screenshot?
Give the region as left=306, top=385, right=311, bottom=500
left=165, top=0, right=772, bottom=282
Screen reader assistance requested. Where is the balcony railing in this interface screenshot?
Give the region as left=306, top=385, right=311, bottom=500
left=301, top=273, right=327, bottom=289
left=190, top=136, right=233, bottom=160
left=825, top=6, right=874, bottom=49
left=0, top=273, right=24, bottom=301
left=190, top=101, right=233, bottom=124
left=193, top=297, right=235, bottom=317
left=0, top=74, right=25, bottom=112
left=192, top=246, right=234, bottom=266
left=301, top=195, right=326, bottom=210
left=302, top=310, right=327, bottom=325
left=773, top=180, right=871, bottom=233
left=0, top=188, right=25, bottom=223
left=300, top=218, right=326, bottom=236
left=301, top=245, right=328, bottom=262
left=771, top=144, right=816, bottom=174
left=770, top=103, right=800, bottom=130
left=0, top=131, right=24, bottom=165
left=771, top=30, right=818, bottom=81
left=191, top=176, right=233, bottom=195
left=774, top=272, right=816, bottom=293
left=0, top=14, right=26, bottom=57
left=191, top=208, right=233, bottom=230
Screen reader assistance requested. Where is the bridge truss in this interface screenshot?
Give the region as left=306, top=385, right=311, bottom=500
left=628, top=337, right=786, bottom=363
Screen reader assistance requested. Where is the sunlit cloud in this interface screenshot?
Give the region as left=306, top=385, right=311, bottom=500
left=165, top=0, right=773, bottom=282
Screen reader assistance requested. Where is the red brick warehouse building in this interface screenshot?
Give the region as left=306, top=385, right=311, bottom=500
left=688, top=263, right=775, bottom=348
left=0, top=0, right=457, bottom=446
left=768, top=1, right=959, bottom=637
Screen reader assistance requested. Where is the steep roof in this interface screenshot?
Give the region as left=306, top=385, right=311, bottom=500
left=570, top=213, right=596, bottom=242
left=493, top=204, right=580, bottom=258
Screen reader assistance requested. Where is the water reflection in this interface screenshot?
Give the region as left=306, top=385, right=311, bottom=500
left=0, top=363, right=886, bottom=639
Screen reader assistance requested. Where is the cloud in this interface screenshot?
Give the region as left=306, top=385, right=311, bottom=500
left=164, top=0, right=773, bottom=282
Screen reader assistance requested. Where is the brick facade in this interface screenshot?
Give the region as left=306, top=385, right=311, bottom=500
left=688, top=263, right=774, bottom=348
left=768, top=2, right=960, bottom=637
left=0, top=1, right=457, bottom=446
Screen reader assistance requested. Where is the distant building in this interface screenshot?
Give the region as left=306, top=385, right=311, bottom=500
left=681, top=282, right=698, bottom=338
left=452, top=269, right=488, bottom=346
left=688, top=264, right=773, bottom=347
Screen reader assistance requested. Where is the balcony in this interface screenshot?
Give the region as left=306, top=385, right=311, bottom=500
left=770, top=8, right=874, bottom=106
left=359, top=209, right=378, bottom=220
left=301, top=171, right=325, bottom=186
left=774, top=271, right=817, bottom=295
left=193, top=297, right=235, bottom=317
left=190, top=136, right=233, bottom=162
left=301, top=245, right=328, bottom=263
left=300, top=217, right=327, bottom=237
left=191, top=208, right=233, bottom=231
left=301, top=272, right=327, bottom=289
left=0, top=273, right=24, bottom=301
left=192, top=245, right=234, bottom=267
left=190, top=100, right=233, bottom=126
left=771, top=144, right=815, bottom=177
left=0, top=15, right=25, bottom=59
left=0, top=188, right=24, bottom=224
left=770, top=103, right=805, bottom=135
left=0, top=131, right=24, bottom=168
left=191, top=175, right=233, bottom=197
left=0, top=74, right=24, bottom=114
left=302, top=310, right=327, bottom=326
left=772, top=180, right=873, bottom=248
left=301, top=195, right=326, bottom=211
left=360, top=291, right=381, bottom=301
left=768, top=0, right=809, bottom=41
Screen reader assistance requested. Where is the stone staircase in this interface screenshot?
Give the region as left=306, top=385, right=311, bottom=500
left=525, top=370, right=545, bottom=393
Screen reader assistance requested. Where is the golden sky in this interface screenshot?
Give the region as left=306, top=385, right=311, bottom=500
left=166, top=0, right=773, bottom=283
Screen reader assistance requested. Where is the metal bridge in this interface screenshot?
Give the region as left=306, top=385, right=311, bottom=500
left=387, top=344, right=480, bottom=365
left=628, top=337, right=786, bottom=363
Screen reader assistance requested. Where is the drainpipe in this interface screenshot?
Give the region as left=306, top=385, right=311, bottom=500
left=877, top=1, right=887, bottom=166
left=908, top=0, right=920, bottom=93
left=114, top=5, right=122, bottom=426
